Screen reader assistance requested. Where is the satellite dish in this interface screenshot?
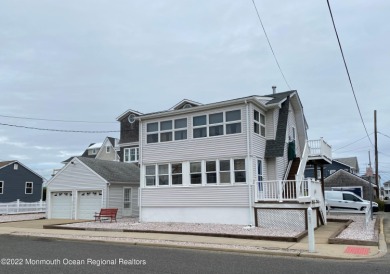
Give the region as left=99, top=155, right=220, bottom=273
left=128, top=114, right=136, bottom=123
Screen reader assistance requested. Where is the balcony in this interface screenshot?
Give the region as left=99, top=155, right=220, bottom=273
left=307, top=138, right=332, bottom=164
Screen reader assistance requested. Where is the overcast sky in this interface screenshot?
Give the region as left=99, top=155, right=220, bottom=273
left=1, top=0, right=389, bottom=182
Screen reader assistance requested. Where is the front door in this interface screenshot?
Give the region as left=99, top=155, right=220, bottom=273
left=123, top=187, right=132, bottom=217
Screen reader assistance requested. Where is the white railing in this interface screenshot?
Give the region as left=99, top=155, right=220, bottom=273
left=255, top=179, right=314, bottom=202
left=295, top=141, right=310, bottom=191
left=0, top=200, right=46, bottom=215
left=307, top=138, right=332, bottom=161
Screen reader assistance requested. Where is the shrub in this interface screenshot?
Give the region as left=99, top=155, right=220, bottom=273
left=375, top=198, right=385, bottom=211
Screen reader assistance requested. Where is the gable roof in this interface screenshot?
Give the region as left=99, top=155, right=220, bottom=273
left=77, top=157, right=139, bottom=183
left=0, top=160, right=45, bottom=181
left=263, top=90, right=297, bottom=106
left=325, top=169, right=376, bottom=188
left=0, top=160, right=16, bottom=169
left=334, top=157, right=359, bottom=173
left=170, top=99, right=203, bottom=110
left=116, top=109, right=143, bottom=121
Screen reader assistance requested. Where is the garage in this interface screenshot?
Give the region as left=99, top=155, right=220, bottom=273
left=50, top=191, right=72, bottom=219
left=77, top=190, right=102, bottom=219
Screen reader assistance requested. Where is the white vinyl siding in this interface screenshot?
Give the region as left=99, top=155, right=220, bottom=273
left=141, top=185, right=249, bottom=207
left=107, top=184, right=139, bottom=218
left=142, top=105, right=247, bottom=163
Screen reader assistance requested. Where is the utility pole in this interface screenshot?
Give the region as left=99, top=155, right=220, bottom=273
left=374, top=110, right=379, bottom=198
left=368, top=151, right=373, bottom=220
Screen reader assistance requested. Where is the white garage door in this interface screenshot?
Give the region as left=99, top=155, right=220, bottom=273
left=77, top=191, right=102, bottom=220
left=51, top=192, right=72, bottom=219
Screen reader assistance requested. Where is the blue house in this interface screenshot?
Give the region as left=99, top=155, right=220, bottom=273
left=0, top=160, right=45, bottom=203
left=305, top=157, right=359, bottom=179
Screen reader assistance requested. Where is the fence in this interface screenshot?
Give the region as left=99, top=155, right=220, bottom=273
left=0, top=200, right=46, bottom=215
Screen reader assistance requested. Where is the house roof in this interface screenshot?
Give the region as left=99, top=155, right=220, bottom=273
left=77, top=157, right=139, bottom=183
left=263, top=90, right=296, bottom=105
left=170, top=99, right=203, bottom=110
left=334, top=157, right=359, bottom=173
left=325, top=169, right=377, bottom=188
left=116, top=109, right=143, bottom=121
left=0, top=160, right=45, bottom=181
left=0, top=160, right=16, bottom=169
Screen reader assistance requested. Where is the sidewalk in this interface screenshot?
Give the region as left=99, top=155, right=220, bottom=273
left=0, top=215, right=387, bottom=260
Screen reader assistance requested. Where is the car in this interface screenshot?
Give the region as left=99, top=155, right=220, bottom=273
left=325, top=190, right=378, bottom=211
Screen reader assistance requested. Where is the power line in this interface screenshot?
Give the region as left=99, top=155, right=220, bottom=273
left=326, top=0, right=373, bottom=146
left=332, top=133, right=373, bottom=152
left=250, top=0, right=291, bottom=90
left=378, top=131, right=390, bottom=140
left=0, top=114, right=116, bottom=124
left=0, top=122, right=119, bottom=133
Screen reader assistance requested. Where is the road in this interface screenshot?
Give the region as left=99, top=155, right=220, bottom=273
left=0, top=235, right=388, bottom=274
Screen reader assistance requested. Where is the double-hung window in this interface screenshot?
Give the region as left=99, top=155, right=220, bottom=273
left=171, top=163, right=183, bottom=185
left=226, top=110, right=241, bottom=134
left=124, top=147, right=139, bottom=162
left=158, top=164, right=169, bottom=185
left=193, top=115, right=207, bottom=138
left=234, top=159, right=246, bottom=182
left=25, top=182, right=33, bottom=194
left=209, top=113, right=224, bottom=137
left=0, top=181, right=3, bottom=194
left=160, top=121, right=173, bottom=142
left=219, top=160, right=231, bottom=184
left=254, top=110, right=266, bottom=137
left=145, top=166, right=156, bottom=186
left=147, top=122, right=159, bottom=143
left=190, top=162, right=202, bottom=184
left=206, top=161, right=217, bottom=183
left=174, top=118, right=187, bottom=140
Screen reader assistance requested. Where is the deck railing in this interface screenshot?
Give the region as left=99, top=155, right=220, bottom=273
left=307, top=138, right=332, bottom=162
left=0, top=200, right=46, bottom=215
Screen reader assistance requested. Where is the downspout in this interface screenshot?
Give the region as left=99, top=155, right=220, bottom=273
left=138, top=117, right=142, bottom=222
left=245, top=100, right=253, bottom=226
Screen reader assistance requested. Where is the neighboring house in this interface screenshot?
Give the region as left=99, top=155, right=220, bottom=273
left=95, top=137, right=120, bottom=161
left=47, top=157, right=139, bottom=220
left=305, top=157, right=357, bottom=179
left=383, top=181, right=390, bottom=200
left=116, top=109, right=143, bottom=164
left=324, top=169, right=377, bottom=200
left=0, top=160, right=45, bottom=202
left=118, top=90, right=332, bottom=229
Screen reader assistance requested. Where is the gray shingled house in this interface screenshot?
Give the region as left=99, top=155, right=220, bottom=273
left=47, top=157, right=139, bottom=220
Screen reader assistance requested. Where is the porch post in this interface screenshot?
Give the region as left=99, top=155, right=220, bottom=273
left=313, top=163, right=318, bottom=181
left=320, top=165, right=325, bottom=196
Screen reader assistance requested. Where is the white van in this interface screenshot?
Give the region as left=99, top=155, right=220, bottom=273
left=325, top=191, right=378, bottom=211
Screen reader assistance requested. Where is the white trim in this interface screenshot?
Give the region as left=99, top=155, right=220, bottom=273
left=123, top=187, right=133, bottom=215
left=170, top=99, right=203, bottom=110
left=0, top=161, right=45, bottom=181
left=25, top=181, right=33, bottom=194
left=116, top=109, right=143, bottom=121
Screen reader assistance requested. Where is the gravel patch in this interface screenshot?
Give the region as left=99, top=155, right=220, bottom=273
left=328, top=214, right=378, bottom=241
left=0, top=213, right=45, bottom=223
left=63, top=218, right=303, bottom=237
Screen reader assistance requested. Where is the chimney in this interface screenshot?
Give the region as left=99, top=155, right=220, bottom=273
left=272, top=86, right=277, bottom=94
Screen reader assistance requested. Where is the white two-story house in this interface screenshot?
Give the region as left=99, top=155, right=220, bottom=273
left=121, top=90, right=331, bottom=230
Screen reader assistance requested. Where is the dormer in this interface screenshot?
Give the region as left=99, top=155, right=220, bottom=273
left=116, top=109, right=143, bottom=144
left=170, top=99, right=202, bottom=110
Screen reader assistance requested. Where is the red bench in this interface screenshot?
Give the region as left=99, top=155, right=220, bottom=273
left=94, top=208, right=118, bottom=222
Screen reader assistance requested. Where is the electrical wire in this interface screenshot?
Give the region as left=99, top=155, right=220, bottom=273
left=0, top=122, right=119, bottom=133
left=326, top=0, right=373, bottom=146
left=0, top=114, right=116, bottom=124
left=332, top=133, right=373, bottom=152
left=251, top=0, right=292, bottom=90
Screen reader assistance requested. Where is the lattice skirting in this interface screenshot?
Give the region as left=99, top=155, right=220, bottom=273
left=255, top=208, right=318, bottom=231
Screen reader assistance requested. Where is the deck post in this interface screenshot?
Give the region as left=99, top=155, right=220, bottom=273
left=307, top=207, right=315, bottom=253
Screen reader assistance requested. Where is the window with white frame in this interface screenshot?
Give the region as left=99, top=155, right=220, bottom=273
left=147, top=122, right=159, bottom=143
left=209, top=113, right=224, bottom=137
left=190, top=162, right=202, bottom=184
left=193, top=110, right=241, bottom=138
left=254, top=110, right=265, bottom=137
left=106, top=146, right=111, bottom=153
left=14, top=163, right=18, bottom=170
left=226, top=110, right=241, bottom=134
left=219, top=160, right=231, bottom=184
left=25, top=182, right=33, bottom=194
left=124, top=147, right=139, bottom=162
left=0, top=181, right=3, bottom=194
left=193, top=115, right=207, bottom=138
left=171, top=163, right=183, bottom=185
left=147, top=119, right=188, bottom=143
left=234, top=159, right=246, bottom=182
left=145, top=166, right=156, bottom=186
left=206, top=161, right=217, bottom=184
left=158, top=164, right=169, bottom=186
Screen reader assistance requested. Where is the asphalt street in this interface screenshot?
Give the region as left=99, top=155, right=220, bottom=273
left=0, top=235, right=389, bottom=274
